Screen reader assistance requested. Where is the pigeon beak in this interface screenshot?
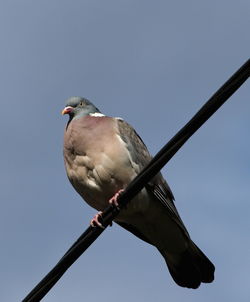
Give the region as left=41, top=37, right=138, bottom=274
left=62, top=106, right=73, bottom=115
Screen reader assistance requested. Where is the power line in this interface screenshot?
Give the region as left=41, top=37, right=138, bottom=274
left=22, top=59, right=250, bottom=302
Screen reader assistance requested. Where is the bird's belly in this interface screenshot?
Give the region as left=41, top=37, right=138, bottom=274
left=65, top=153, right=138, bottom=211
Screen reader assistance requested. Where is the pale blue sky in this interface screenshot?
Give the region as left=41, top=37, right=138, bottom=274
left=0, top=1, right=249, bottom=301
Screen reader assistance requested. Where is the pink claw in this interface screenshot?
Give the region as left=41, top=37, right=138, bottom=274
left=109, top=189, right=124, bottom=209
left=90, top=189, right=124, bottom=229
left=90, top=211, right=105, bottom=229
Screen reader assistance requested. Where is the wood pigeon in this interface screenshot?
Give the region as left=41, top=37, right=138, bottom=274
left=62, top=96, right=215, bottom=289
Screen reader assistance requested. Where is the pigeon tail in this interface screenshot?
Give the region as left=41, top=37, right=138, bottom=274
left=159, top=241, right=215, bottom=289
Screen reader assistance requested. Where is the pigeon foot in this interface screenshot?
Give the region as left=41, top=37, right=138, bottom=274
left=109, top=189, right=124, bottom=210
left=90, top=212, right=105, bottom=229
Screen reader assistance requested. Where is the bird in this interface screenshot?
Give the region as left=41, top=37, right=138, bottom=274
left=62, top=96, right=215, bottom=289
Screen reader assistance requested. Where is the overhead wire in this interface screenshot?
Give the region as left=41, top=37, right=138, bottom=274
left=22, top=59, right=250, bottom=302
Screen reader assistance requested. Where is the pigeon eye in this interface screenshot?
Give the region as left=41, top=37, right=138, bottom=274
left=79, top=101, right=83, bottom=107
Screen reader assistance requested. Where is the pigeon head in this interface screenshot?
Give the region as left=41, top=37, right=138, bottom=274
left=62, top=96, right=101, bottom=120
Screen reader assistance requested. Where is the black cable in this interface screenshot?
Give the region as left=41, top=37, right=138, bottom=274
left=22, top=59, right=250, bottom=302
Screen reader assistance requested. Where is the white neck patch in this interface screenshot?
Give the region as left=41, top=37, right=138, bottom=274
left=89, top=112, right=105, bottom=117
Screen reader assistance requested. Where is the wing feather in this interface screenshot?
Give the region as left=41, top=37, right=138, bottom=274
left=117, top=118, right=190, bottom=237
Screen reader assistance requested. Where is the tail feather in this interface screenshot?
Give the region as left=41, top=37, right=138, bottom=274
left=159, top=241, right=215, bottom=289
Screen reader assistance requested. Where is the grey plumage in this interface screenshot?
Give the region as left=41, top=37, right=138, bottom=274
left=62, top=97, right=215, bottom=289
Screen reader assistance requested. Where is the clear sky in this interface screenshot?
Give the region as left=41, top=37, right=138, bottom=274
left=0, top=1, right=249, bottom=301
